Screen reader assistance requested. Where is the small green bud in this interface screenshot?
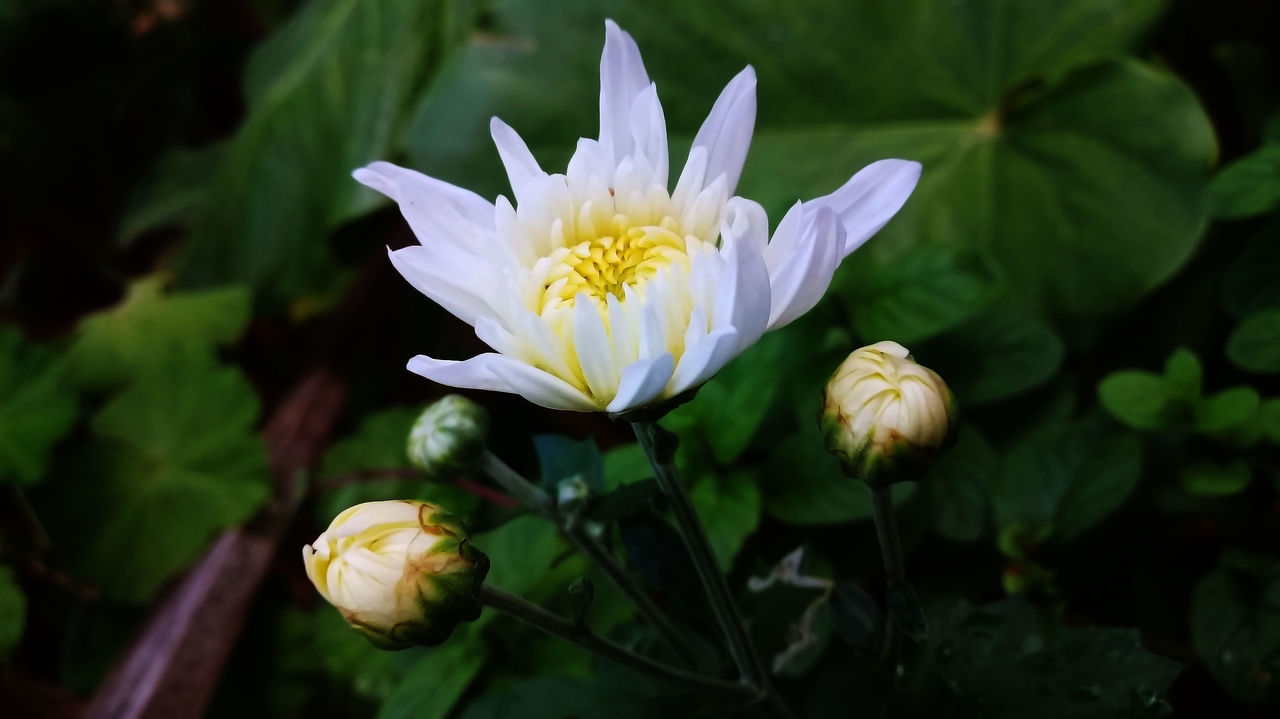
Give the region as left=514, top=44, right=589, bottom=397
left=406, top=395, right=490, bottom=479
left=821, top=341, right=957, bottom=486
left=302, top=500, right=490, bottom=649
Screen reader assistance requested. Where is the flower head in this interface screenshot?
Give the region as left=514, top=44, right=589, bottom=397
left=303, top=500, right=489, bottom=649
left=821, top=341, right=956, bottom=485
left=406, top=394, right=490, bottom=479
left=356, top=21, right=920, bottom=413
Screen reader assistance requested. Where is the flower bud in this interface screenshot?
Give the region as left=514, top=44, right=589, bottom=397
left=821, top=341, right=957, bottom=486
left=302, top=500, right=489, bottom=649
left=406, top=395, right=490, bottom=479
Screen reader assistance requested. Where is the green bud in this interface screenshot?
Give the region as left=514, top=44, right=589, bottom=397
left=303, top=500, right=490, bottom=649
left=406, top=395, right=490, bottom=479
left=821, top=341, right=957, bottom=487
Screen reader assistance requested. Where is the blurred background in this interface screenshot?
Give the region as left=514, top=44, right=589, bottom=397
left=2, top=0, right=1279, bottom=716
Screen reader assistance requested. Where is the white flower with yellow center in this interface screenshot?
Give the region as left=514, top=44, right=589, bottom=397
left=355, top=21, right=921, bottom=413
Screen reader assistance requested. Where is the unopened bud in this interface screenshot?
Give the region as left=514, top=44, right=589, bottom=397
left=821, top=341, right=957, bottom=486
left=407, top=395, right=489, bottom=479
left=303, top=500, right=489, bottom=649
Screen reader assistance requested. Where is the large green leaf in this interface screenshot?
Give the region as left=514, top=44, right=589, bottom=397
left=993, top=419, right=1142, bottom=543
left=45, top=356, right=270, bottom=602
left=377, top=638, right=488, bottom=719
left=0, top=565, right=24, bottom=658
left=178, top=0, right=469, bottom=303
left=410, top=0, right=1211, bottom=317
left=64, top=276, right=251, bottom=391
left=689, top=469, right=761, bottom=570
left=315, top=407, right=477, bottom=522
left=1209, top=141, right=1280, bottom=219
left=0, top=327, right=77, bottom=485
left=1191, top=554, right=1280, bottom=708
left=924, top=308, right=1064, bottom=406
left=1227, top=308, right=1280, bottom=373
left=761, top=430, right=914, bottom=525
left=840, top=246, right=998, bottom=346
left=903, top=599, right=1183, bottom=717
left=927, top=428, right=997, bottom=542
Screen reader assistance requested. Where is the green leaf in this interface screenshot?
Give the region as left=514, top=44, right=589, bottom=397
left=907, top=599, right=1182, bottom=717
left=689, top=470, right=761, bottom=570
left=586, top=479, right=661, bottom=523
left=45, top=356, right=270, bottom=602
left=118, top=143, right=226, bottom=245
left=533, top=435, right=604, bottom=490
left=841, top=246, right=997, bottom=346
left=602, top=443, right=651, bottom=490
left=377, top=639, right=488, bottom=719
left=1191, top=555, right=1280, bottom=708
left=666, top=330, right=791, bottom=464
left=0, top=565, right=24, bottom=658
left=411, top=0, right=1211, bottom=318
left=1195, top=387, right=1262, bottom=435
left=994, top=419, right=1142, bottom=543
left=1163, top=348, right=1204, bottom=400
left=473, top=516, right=581, bottom=601
left=65, top=276, right=251, bottom=391
left=1209, top=142, right=1280, bottom=219
left=1227, top=308, right=1280, bottom=373
left=1097, top=371, right=1173, bottom=430
left=1258, top=399, right=1280, bottom=445
left=315, top=407, right=477, bottom=522
left=1221, top=222, right=1280, bottom=318
left=926, top=308, right=1064, bottom=406
left=926, top=427, right=996, bottom=542
left=761, top=430, right=914, bottom=525
left=1179, top=461, right=1252, bottom=497
left=0, top=327, right=77, bottom=485
left=178, top=0, right=469, bottom=303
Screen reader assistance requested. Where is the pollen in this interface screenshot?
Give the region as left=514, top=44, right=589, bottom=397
left=537, top=215, right=689, bottom=314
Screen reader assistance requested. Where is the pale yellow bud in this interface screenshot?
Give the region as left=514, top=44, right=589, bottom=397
left=821, top=341, right=957, bottom=485
left=302, top=500, right=488, bottom=649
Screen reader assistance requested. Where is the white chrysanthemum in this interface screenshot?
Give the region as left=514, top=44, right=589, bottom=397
left=355, top=21, right=921, bottom=413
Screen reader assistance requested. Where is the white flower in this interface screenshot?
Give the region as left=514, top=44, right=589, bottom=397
left=355, top=21, right=920, bottom=413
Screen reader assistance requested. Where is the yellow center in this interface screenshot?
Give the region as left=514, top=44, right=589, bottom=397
left=538, top=216, right=688, bottom=314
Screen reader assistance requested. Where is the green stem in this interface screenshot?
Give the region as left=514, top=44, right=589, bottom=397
left=630, top=423, right=771, bottom=689
left=869, top=484, right=907, bottom=693
left=479, top=451, right=698, bottom=666
left=869, top=485, right=905, bottom=585
left=481, top=584, right=752, bottom=698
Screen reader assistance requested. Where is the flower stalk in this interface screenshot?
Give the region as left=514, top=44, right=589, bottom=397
left=478, top=450, right=697, bottom=665
left=480, top=584, right=750, bottom=698
left=631, top=422, right=772, bottom=691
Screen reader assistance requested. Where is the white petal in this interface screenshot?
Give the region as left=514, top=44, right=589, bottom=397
left=352, top=161, right=494, bottom=239
left=671, top=145, right=708, bottom=217
left=715, top=207, right=772, bottom=354
left=388, top=246, right=492, bottom=326
left=606, top=353, right=675, bottom=412
left=490, top=117, right=543, bottom=203
left=670, top=328, right=740, bottom=394
left=599, top=20, right=651, bottom=174
left=807, top=159, right=921, bottom=257
left=629, top=83, right=668, bottom=188
left=688, top=66, right=756, bottom=197
left=407, top=354, right=596, bottom=411
left=765, top=205, right=843, bottom=330
left=573, top=295, right=617, bottom=400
